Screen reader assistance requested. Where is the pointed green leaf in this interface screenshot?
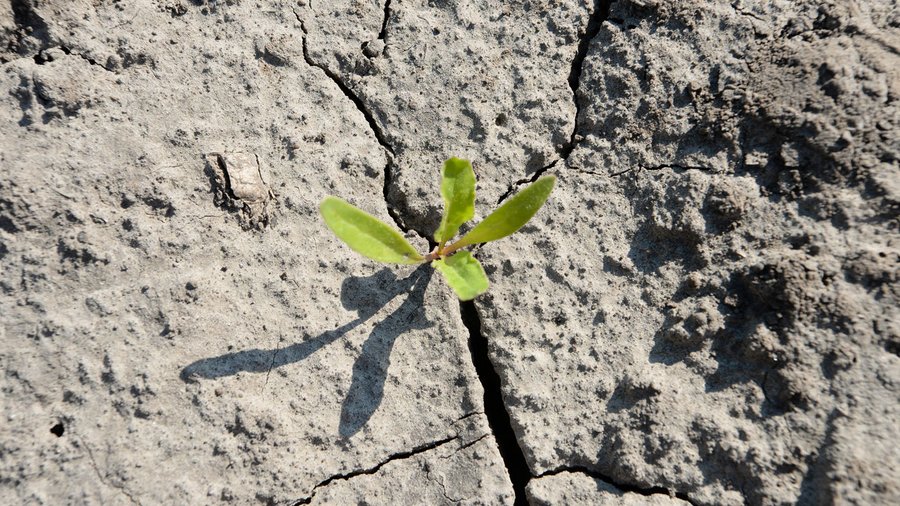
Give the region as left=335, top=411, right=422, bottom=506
left=320, top=196, right=423, bottom=264
left=434, top=157, right=476, bottom=244
left=432, top=251, right=489, bottom=300
left=452, top=175, right=556, bottom=249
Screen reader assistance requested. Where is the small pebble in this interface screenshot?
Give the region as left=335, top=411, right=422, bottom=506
left=362, top=39, right=385, bottom=58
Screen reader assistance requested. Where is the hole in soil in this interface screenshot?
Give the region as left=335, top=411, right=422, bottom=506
left=50, top=422, right=65, bottom=437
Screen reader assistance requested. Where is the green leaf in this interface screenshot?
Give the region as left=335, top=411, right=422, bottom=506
left=432, top=251, right=489, bottom=300
left=320, top=196, right=423, bottom=264
left=434, top=157, right=476, bottom=244
left=452, top=175, right=556, bottom=248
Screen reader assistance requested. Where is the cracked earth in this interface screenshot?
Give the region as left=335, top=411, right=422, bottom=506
left=2, top=0, right=899, bottom=505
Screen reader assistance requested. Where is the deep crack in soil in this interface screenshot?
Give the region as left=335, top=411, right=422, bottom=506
left=459, top=301, right=531, bottom=505
left=296, top=6, right=641, bottom=504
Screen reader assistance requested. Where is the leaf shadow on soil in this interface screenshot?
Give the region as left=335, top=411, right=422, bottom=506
left=179, top=265, right=433, bottom=438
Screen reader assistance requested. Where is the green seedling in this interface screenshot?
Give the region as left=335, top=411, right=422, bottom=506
left=320, top=157, right=555, bottom=300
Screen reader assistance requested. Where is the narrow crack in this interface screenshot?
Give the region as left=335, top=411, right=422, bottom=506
left=568, top=0, right=610, bottom=96
left=20, top=45, right=115, bottom=72
left=61, top=46, right=115, bottom=73
left=455, top=410, right=484, bottom=423
left=496, top=159, right=561, bottom=205
left=292, top=434, right=459, bottom=505
left=559, top=0, right=611, bottom=162
left=294, top=11, right=415, bottom=235
left=573, top=163, right=715, bottom=179
left=381, top=158, right=413, bottom=235
left=426, top=433, right=490, bottom=504
left=427, top=465, right=460, bottom=504
left=536, top=466, right=697, bottom=505
left=459, top=301, right=531, bottom=505
left=444, top=432, right=490, bottom=457
left=639, top=163, right=716, bottom=172
left=610, top=167, right=634, bottom=177
left=378, top=0, right=392, bottom=41
left=296, top=18, right=393, bottom=155
left=78, top=436, right=140, bottom=505
left=498, top=1, right=612, bottom=204
left=263, top=340, right=280, bottom=388
left=569, top=164, right=611, bottom=177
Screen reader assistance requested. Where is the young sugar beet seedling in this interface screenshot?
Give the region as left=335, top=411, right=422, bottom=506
left=320, top=158, right=555, bottom=300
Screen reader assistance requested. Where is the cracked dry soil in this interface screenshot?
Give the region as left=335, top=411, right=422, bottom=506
left=1, top=1, right=898, bottom=505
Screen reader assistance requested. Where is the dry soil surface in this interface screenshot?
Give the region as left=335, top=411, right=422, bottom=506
left=1, top=1, right=898, bottom=505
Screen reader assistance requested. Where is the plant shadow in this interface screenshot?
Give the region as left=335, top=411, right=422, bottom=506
left=179, top=264, right=434, bottom=438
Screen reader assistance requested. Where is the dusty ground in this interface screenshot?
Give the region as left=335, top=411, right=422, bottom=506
left=1, top=0, right=898, bottom=504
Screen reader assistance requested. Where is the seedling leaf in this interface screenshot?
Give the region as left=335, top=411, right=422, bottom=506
left=432, top=251, right=489, bottom=300
left=321, top=159, right=554, bottom=300
left=320, top=196, right=423, bottom=264
left=452, top=175, right=555, bottom=249
left=434, top=157, right=476, bottom=245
